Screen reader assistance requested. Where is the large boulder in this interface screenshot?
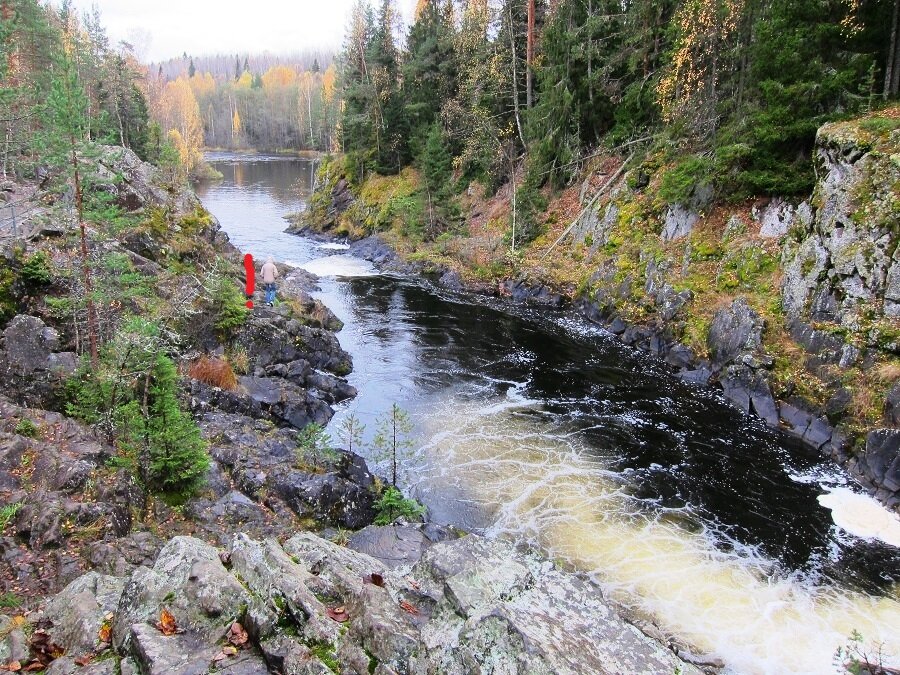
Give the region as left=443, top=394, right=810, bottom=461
left=37, top=530, right=702, bottom=675
left=111, top=536, right=251, bottom=650
left=0, top=315, right=77, bottom=407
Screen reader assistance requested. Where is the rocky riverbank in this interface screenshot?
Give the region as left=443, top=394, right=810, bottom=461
left=289, top=111, right=900, bottom=513
left=0, top=146, right=712, bottom=674
left=0, top=146, right=373, bottom=601
left=1, top=526, right=707, bottom=675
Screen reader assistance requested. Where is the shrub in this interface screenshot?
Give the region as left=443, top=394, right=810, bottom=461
left=374, top=487, right=426, bottom=525
left=140, top=355, right=210, bottom=503
left=210, top=274, right=248, bottom=339
left=14, top=418, right=39, bottom=438
left=20, top=251, right=52, bottom=286
left=189, top=356, right=238, bottom=390
left=658, top=155, right=713, bottom=205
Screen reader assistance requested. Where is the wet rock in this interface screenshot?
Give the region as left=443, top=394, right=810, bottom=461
left=665, top=344, right=696, bottom=370
left=679, top=366, right=712, bottom=385
left=349, top=236, right=399, bottom=267
left=437, top=269, right=464, bottom=291
left=272, top=470, right=376, bottom=530
left=857, top=430, right=900, bottom=493
left=708, top=298, right=764, bottom=369
left=499, top=278, right=566, bottom=307
left=719, top=365, right=780, bottom=426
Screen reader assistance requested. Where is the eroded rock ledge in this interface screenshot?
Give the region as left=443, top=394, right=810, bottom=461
left=11, top=529, right=704, bottom=675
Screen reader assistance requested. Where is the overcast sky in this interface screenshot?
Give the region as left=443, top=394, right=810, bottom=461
left=66, top=0, right=418, bottom=63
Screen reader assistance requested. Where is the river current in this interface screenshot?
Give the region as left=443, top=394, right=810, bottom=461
left=196, top=153, right=900, bottom=675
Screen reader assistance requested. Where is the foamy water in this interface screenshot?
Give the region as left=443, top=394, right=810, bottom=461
left=413, top=392, right=900, bottom=675
left=819, top=488, right=900, bottom=548
left=300, top=254, right=378, bottom=278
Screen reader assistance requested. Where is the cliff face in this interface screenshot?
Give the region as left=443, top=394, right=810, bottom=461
left=783, top=118, right=900, bottom=327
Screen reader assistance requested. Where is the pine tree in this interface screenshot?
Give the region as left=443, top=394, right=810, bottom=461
left=42, top=53, right=100, bottom=366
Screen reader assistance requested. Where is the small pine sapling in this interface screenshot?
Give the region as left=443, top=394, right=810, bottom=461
left=337, top=412, right=365, bottom=455
left=297, top=422, right=338, bottom=472
left=370, top=403, right=415, bottom=488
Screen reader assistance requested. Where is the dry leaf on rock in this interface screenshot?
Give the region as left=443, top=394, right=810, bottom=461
left=399, top=600, right=419, bottom=615
left=226, top=622, right=248, bottom=647
left=155, top=608, right=178, bottom=636
left=326, top=606, right=349, bottom=623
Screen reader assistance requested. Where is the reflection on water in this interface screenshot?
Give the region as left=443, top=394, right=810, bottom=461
left=198, top=154, right=900, bottom=675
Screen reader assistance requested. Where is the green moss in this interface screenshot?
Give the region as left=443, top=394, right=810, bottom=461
left=308, top=641, right=340, bottom=672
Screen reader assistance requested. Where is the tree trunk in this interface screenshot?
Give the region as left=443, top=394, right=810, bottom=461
left=526, top=0, right=535, bottom=109
left=886, top=0, right=900, bottom=98
left=508, top=2, right=525, bottom=147
left=71, top=139, right=99, bottom=368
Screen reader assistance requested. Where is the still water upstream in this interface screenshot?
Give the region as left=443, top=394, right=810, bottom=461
left=196, top=153, right=900, bottom=675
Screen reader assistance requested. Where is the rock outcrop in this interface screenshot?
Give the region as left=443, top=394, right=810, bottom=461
left=14, top=530, right=703, bottom=675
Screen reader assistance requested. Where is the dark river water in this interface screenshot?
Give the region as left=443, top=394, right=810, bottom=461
left=196, top=153, right=900, bottom=675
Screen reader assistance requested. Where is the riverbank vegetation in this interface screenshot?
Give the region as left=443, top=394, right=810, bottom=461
left=294, top=0, right=900, bottom=466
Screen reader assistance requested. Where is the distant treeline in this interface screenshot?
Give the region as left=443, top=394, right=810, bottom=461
left=148, top=52, right=340, bottom=153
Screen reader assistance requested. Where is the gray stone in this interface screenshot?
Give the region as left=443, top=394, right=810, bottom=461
left=661, top=205, right=698, bottom=241
left=708, top=298, right=765, bottom=368
left=885, top=381, right=900, bottom=427
left=0, top=315, right=77, bottom=407
left=861, top=430, right=900, bottom=493
left=756, top=198, right=796, bottom=238
left=128, top=623, right=217, bottom=675
left=349, top=524, right=436, bottom=569
left=45, top=571, right=125, bottom=656
left=112, top=536, right=251, bottom=649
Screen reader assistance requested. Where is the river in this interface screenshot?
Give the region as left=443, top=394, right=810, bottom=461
left=196, top=153, right=900, bottom=675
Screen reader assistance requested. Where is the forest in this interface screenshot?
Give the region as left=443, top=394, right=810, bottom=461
left=335, top=0, right=900, bottom=240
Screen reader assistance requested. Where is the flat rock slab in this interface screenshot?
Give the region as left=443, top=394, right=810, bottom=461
left=348, top=524, right=449, bottom=569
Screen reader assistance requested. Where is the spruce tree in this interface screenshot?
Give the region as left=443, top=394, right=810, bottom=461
left=144, top=354, right=210, bottom=503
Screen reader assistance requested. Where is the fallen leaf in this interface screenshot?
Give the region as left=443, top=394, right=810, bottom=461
left=326, top=606, right=349, bottom=623
left=5, top=661, right=21, bottom=673
left=74, top=654, right=94, bottom=666
left=227, top=622, right=248, bottom=647
left=24, top=664, right=46, bottom=672
left=222, top=646, right=238, bottom=656
left=155, top=608, right=178, bottom=636
left=399, top=600, right=419, bottom=615
left=98, top=623, right=111, bottom=644
left=212, top=652, right=229, bottom=663
left=365, top=572, right=384, bottom=587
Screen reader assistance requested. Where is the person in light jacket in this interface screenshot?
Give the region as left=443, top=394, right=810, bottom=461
left=261, top=257, right=279, bottom=306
